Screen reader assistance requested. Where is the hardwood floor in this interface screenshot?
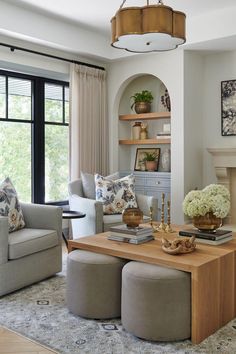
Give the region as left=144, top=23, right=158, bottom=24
left=0, top=326, right=58, bottom=353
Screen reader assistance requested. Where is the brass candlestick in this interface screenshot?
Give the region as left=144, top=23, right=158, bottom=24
left=165, top=200, right=174, bottom=233
left=149, top=206, right=159, bottom=232
left=149, top=206, right=153, bottom=228
left=158, top=193, right=166, bottom=232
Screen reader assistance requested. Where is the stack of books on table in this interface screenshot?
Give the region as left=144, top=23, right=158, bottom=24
left=179, top=229, right=233, bottom=245
left=108, top=224, right=154, bottom=244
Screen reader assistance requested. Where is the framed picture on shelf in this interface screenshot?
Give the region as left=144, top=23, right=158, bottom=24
left=134, top=148, right=160, bottom=172
left=221, top=79, right=236, bottom=135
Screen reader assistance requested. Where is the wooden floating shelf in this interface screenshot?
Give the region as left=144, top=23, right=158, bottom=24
left=119, top=112, right=171, bottom=121
left=119, top=138, right=171, bottom=145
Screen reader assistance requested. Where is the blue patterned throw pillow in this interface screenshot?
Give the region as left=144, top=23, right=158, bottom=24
left=95, top=174, right=137, bottom=214
left=0, top=177, right=25, bottom=233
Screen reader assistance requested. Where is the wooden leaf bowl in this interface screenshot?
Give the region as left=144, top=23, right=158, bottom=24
left=161, top=236, right=196, bottom=255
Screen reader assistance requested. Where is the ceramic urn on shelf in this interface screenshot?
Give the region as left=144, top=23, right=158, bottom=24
left=132, top=122, right=141, bottom=140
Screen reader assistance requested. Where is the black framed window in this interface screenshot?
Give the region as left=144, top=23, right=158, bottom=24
left=0, top=70, right=69, bottom=204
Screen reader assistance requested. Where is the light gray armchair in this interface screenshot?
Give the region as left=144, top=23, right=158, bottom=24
left=68, top=178, right=157, bottom=238
left=0, top=203, right=62, bottom=296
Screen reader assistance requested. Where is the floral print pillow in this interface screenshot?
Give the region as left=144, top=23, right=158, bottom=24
left=0, top=177, right=25, bottom=233
left=95, top=174, right=137, bottom=214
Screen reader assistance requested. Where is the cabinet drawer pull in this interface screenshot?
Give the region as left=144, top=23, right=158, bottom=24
left=156, top=181, right=161, bottom=185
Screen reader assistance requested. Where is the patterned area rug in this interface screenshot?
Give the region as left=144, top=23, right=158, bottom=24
left=0, top=258, right=235, bottom=354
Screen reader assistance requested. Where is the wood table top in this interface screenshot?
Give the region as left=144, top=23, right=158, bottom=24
left=68, top=225, right=236, bottom=272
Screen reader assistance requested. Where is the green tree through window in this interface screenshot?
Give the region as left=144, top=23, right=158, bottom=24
left=0, top=122, right=31, bottom=201
left=0, top=71, right=69, bottom=204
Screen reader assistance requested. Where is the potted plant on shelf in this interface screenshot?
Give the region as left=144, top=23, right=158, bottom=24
left=141, top=151, right=159, bottom=171
left=182, top=184, right=230, bottom=232
left=131, top=90, right=154, bottom=114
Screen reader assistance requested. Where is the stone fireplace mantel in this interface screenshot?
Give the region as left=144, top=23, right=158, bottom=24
left=207, top=148, right=236, bottom=167
left=208, top=148, right=236, bottom=224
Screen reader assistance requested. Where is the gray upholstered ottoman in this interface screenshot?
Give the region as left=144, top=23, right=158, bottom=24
left=121, top=261, right=191, bottom=341
left=66, top=249, right=126, bottom=319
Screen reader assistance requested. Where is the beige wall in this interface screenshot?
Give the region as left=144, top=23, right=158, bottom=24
left=184, top=51, right=204, bottom=194
left=203, top=50, right=236, bottom=186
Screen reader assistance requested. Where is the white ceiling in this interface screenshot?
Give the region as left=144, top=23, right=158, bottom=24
left=8, top=0, right=236, bottom=36
left=1, top=0, right=236, bottom=61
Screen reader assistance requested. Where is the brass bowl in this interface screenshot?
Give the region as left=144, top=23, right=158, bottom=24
left=134, top=102, right=151, bottom=114
left=122, top=207, right=143, bottom=228
left=193, top=212, right=222, bottom=232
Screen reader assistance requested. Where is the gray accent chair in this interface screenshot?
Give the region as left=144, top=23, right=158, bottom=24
left=68, top=178, right=157, bottom=238
left=0, top=203, right=62, bottom=296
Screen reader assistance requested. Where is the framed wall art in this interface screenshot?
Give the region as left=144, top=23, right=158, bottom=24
left=221, top=79, right=236, bottom=136
left=134, top=148, right=160, bottom=171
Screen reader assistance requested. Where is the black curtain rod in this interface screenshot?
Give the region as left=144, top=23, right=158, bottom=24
left=0, top=42, right=105, bottom=71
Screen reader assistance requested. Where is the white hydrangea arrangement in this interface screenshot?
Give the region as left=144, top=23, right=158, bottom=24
left=183, top=184, right=230, bottom=218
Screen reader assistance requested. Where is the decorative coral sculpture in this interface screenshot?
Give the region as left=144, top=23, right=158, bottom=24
left=161, top=236, right=196, bottom=255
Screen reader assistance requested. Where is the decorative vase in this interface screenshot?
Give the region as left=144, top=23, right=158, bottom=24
left=134, top=102, right=151, bottom=114
left=140, top=123, right=148, bottom=139
left=145, top=160, right=157, bottom=172
left=122, top=207, right=143, bottom=227
left=161, top=148, right=171, bottom=172
left=132, top=122, right=141, bottom=140
left=193, top=212, right=222, bottom=232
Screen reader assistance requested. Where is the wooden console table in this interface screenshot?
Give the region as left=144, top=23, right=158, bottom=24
left=68, top=228, right=236, bottom=344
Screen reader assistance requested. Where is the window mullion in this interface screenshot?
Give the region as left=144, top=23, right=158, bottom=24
left=33, top=78, right=45, bottom=204
left=62, top=85, right=65, bottom=123
left=5, top=76, right=8, bottom=119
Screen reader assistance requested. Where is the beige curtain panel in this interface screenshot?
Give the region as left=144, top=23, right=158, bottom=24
left=69, top=64, right=108, bottom=181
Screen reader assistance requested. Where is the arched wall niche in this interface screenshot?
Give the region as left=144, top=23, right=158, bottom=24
left=112, top=73, right=170, bottom=118
left=112, top=73, right=171, bottom=172
left=119, top=74, right=170, bottom=115
left=107, top=51, right=185, bottom=223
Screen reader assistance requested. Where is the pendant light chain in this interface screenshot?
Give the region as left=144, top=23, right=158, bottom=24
left=120, top=0, right=163, bottom=7
left=146, top=1, right=165, bottom=6
left=119, top=0, right=126, bottom=9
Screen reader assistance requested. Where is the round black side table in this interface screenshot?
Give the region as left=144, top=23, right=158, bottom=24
left=62, top=210, right=86, bottom=248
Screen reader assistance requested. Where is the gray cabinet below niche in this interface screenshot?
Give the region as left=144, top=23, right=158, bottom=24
left=119, top=171, right=171, bottom=221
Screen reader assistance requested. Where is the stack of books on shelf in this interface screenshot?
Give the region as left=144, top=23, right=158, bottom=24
left=179, top=229, right=233, bottom=245
left=108, top=224, right=154, bottom=244
left=156, top=132, right=171, bottom=139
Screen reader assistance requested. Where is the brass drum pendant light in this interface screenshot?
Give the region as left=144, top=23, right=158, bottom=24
left=111, top=0, right=186, bottom=52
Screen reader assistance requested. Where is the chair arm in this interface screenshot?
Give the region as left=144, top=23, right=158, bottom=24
left=0, top=216, right=9, bottom=265
left=21, top=203, right=62, bottom=242
left=69, top=194, right=104, bottom=237
left=136, top=194, right=158, bottom=220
